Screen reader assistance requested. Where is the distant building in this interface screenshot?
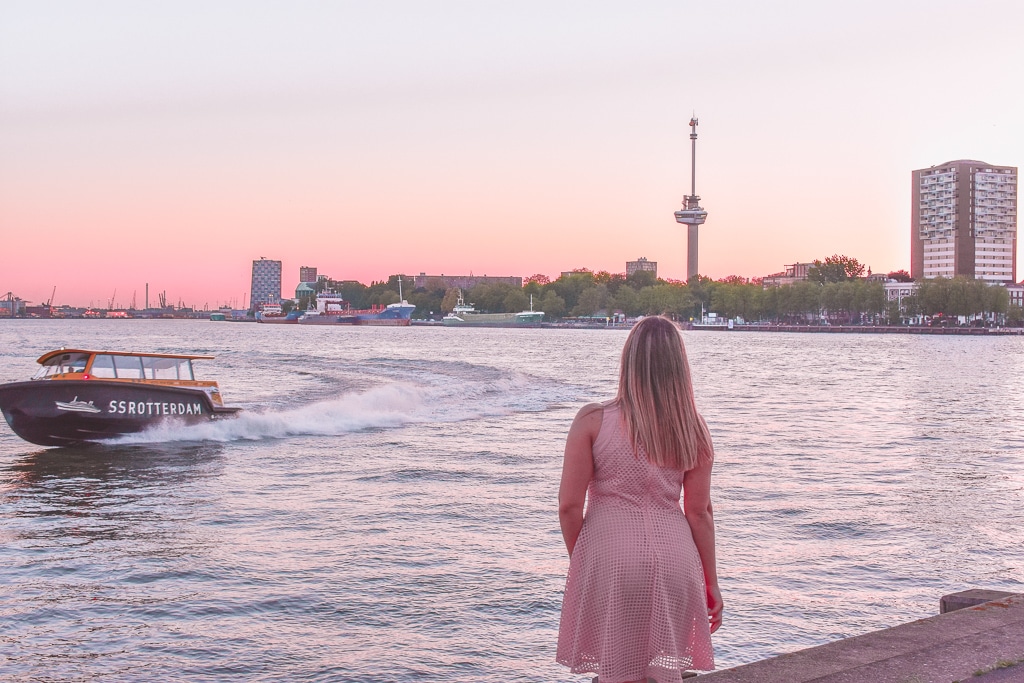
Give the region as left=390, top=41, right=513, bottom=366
left=299, top=266, right=318, bottom=284
left=911, top=160, right=1017, bottom=283
left=251, top=258, right=282, bottom=307
left=561, top=270, right=592, bottom=279
left=1008, top=283, right=1024, bottom=310
left=0, top=295, right=25, bottom=317
left=761, top=263, right=814, bottom=288
left=626, top=257, right=657, bottom=278
left=884, top=281, right=918, bottom=305
left=295, top=282, right=316, bottom=300
left=413, top=273, right=522, bottom=290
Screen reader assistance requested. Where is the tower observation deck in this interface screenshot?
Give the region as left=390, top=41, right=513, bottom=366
left=673, top=116, right=708, bottom=281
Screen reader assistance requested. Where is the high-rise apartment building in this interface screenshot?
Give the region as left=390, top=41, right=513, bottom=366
left=299, top=266, right=318, bottom=284
left=626, top=257, right=658, bottom=278
left=911, top=160, right=1017, bottom=283
left=251, top=258, right=282, bottom=306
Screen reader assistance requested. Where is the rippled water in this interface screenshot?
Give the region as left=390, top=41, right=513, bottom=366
left=1, top=321, right=1023, bottom=681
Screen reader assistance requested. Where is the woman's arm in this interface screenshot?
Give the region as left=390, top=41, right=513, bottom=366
left=557, top=403, right=602, bottom=557
left=683, top=455, right=723, bottom=633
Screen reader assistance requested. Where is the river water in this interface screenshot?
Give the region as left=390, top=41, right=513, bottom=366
left=1, top=320, right=1022, bottom=682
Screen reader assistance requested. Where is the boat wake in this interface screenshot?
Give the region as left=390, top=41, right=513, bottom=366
left=113, top=372, right=570, bottom=445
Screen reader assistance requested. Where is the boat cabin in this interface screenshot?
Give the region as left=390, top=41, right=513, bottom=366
left=31, top=350, right=226, bottom=404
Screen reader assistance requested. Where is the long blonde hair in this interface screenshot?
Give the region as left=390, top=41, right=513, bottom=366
left=616, top=316, right=712, bottom=470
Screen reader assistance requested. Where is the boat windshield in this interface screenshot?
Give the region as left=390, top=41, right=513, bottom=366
left=32, top=352, right=90, bottom=379
left=88, top=354, right=195, bottom=380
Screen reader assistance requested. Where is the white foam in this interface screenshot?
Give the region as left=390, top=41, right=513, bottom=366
left=114, top=383, right=431, bottom=444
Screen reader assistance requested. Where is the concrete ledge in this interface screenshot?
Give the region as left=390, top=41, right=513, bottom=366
left=941, top=589, right=1020, bottom=614
left=700, top=592, right=1024, bottom=683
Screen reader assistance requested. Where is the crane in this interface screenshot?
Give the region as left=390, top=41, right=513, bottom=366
left=47, top=286, right=56, bottom=307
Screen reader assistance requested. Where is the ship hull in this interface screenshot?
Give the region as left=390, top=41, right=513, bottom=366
left=0, top=380, right=239, bottom=446
left=441, top=321, right=544, bottom=328
left=297, top=315, right=359, bottom=325
left=255, top=311, right=302, bottom=324
left=299, top=306, right=414, bottom=326
left=354, top=316, right=411, bottom=326
left=442, top=313, right=544, bottom=328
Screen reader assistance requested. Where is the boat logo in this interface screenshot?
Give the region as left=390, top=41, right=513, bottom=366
left=54, top=397, right=102, bottom=414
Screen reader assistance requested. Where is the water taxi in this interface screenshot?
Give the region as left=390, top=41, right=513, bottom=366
left=0, top=349, right=240, bottom=446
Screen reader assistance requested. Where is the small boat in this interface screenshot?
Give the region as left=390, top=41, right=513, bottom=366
left=255, top=303, right=303, bottom=324
left=0, top=349, right=241, bottom=446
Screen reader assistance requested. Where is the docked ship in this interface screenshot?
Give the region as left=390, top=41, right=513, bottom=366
left=0, top=349, right=240, bottom=446
left=442, top=292, right=544, bottom=327
left=255, top=303, right=303, bottom=324
left=298, top=291, right=415, bottom=326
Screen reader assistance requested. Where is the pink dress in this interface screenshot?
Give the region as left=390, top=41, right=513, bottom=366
left=557, top=401, right=714, bottom=682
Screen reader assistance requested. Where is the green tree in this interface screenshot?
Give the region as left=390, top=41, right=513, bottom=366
left=1007, top=304, right=1024, bottom=326
left=626, top=270, right=657, bottom=290
left=441, top=288, right=463, bottom=313
left=807, top=255, right=866, bottom=284
left=551, top=271, right=596, bottom=312
left=639, top=284, right=694, bottom=318
left=611, top=286, right=642, bottom=317
left=572, top=285, right=608, bottom=317
left=503, top=289, right=529, bottom=313
left=539, top=291, right=566, bottom=319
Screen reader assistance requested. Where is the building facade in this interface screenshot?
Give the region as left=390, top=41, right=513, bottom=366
left=911, top=160, right=1017, bottom=283
left=251, top=258, right=282, bottom=307
left=626, top=257, right=658, bottom=278
left=761, top=262, right=815, bottom=288
left=299, top=266, right=318, bottom=284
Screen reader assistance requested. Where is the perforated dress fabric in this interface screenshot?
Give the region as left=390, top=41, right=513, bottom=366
left=557, top=401, right=714, bottom=682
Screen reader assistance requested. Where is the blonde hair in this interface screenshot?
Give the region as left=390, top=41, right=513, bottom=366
left=616, top=316, right=712, bottom=470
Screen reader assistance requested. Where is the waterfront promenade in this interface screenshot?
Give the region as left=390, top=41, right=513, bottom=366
left=699, top=591, right=1024, bottom=683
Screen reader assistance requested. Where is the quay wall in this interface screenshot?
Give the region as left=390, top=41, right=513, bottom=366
left=697, top=590, right=1024, bottom=683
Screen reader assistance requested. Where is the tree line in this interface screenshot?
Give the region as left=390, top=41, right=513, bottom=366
left=284, top=256, right=1018, bottom=324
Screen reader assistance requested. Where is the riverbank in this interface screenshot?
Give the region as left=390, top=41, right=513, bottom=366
left=690, top=323, right=1024, bottom=335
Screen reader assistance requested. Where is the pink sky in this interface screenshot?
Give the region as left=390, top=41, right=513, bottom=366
left=2, top=1, right=1023, bottom=307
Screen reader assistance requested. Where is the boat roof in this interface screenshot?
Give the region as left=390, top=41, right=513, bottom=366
left=36, top=349, right=216, bottom=364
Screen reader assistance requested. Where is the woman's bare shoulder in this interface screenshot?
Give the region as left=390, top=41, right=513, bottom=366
left=571, top=402, right=605, bottom=432
left=575, top=402, right=605, bottom=418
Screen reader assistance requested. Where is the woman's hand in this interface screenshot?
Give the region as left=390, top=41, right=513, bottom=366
left=706, top=583, right=723, bottom=633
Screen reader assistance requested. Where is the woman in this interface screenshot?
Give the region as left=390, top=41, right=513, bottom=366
left=556, top=316, right=722, bottom=683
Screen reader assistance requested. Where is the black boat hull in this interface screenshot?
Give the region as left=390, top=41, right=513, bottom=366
left=0, top=380, right=240, bottom=446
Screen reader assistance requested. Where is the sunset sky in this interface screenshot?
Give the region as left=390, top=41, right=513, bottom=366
left=2, top=1, right=1023, bottom=308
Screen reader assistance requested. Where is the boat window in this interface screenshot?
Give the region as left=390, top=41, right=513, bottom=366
left=90, top=355, right=116, bottom=378
left=32, top=352, right=91, bottom=379
left=142, top=356, right=192, bottom=380
left=112, top=355, right=144, bottom=379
